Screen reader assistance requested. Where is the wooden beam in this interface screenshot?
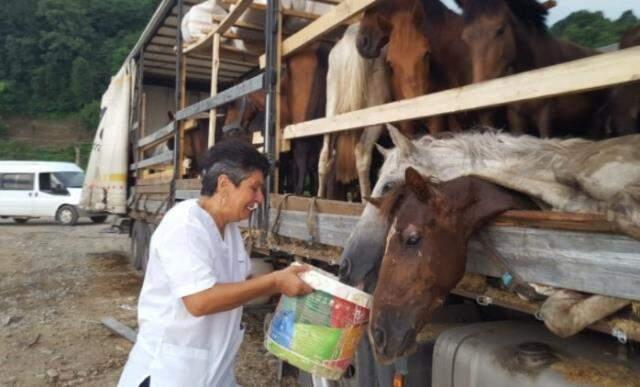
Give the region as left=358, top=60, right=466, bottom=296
left=130, top=151, right=174, bottom=170
left=175, top=73, right=264, bottom=120
left=209, top=33, right=221, bottom=147
left=284, top=46, right=640, bottom=139
left=144, top=58, right=243, bottom=78
left=147, top=46, right=257, bottom=68
left=184, top=0, right=254, bottom=54
left=259, top=0, right=373, bottom=67
left=138, top=122, right=174, bottom=149
left=144, top=52, right=248, bottom=75
left=269, top=208, right=640, bottom=301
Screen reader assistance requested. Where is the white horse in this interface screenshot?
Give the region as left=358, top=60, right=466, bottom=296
left=317, top=23, right=391, bottom=200
left=340, top=126, right=640, bottom=338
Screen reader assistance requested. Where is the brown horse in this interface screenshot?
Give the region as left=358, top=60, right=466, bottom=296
left=222, top=44, right=328, bottom=194
left=357, top=0, right=472, bottom=135
left=602, top=25, right=640, bottom=136
left=367, top=167, right=534, bottom=362
left=458, top=0, right=607, bottom=138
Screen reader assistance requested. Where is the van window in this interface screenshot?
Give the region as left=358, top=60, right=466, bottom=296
left=53, top=171, right=84, bottom=188
left=0, top=173, right=35, bottom=190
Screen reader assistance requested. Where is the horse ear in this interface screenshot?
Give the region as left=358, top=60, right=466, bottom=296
left=363, top=196, right=384, bottom=208
left=405, top=167, right=439, bottom=202
left=375, top=144, right=390, bottom=159
left=387, top=124, right=416, bottom=157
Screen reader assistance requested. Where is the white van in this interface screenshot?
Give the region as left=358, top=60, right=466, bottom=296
left=0, top=161, right=107, bottom=225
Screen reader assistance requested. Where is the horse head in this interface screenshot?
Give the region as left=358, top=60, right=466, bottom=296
left=459, top=0, right=548, bottom=82
left=339, top=125, right=425, bottom=291
left=368, top=167, right=534, bottom=362
left=356, top=1, right=392, bottom=58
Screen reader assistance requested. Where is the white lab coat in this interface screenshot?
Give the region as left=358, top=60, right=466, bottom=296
left=118, top=199, right=251, bottom=387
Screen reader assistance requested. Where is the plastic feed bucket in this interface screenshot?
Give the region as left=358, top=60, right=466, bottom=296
left=264, top=263, right=372, bottom=380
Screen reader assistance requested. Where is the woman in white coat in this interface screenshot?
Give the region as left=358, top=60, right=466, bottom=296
left=118, top=140, right=313, bottom=387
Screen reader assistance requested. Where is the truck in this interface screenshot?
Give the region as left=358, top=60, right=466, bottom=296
left=81, top=0, right=640, bottom=385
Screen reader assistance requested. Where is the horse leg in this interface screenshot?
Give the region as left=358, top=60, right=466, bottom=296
left=355, top=126, right=383, bottom=200
left=293, top=140, right=309, bottom=195
left=507, top=106, right=527, bottom=136
left=536, top=103, right=553, bottom=138
left=317, top=134, right=332, bottom=197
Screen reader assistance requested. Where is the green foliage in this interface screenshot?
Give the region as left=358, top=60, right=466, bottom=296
left=0, top=141, right=93, bottom=169
left=0, top=0, right=159, bottom=116
left=78, top=100, right=101, bottom=131
left=0, top=120, right=8, bottom=138
left=550, top=10, right=640, bottom=48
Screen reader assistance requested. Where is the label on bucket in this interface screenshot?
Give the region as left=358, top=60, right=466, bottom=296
left=297, top=290, right=333, bottom=326
left=331, top=297, right=369, bottom=328
left=291, top=323, right=343, bottom=361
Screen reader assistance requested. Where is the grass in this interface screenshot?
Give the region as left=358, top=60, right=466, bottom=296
left=0, top=141, right=93, bottom=169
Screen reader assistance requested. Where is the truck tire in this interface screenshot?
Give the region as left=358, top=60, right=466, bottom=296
left=131, top=220, right=153, bottom=273
left=56, top=205, right=79, bottom=226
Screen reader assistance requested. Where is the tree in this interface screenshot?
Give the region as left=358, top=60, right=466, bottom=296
left=551, top=10, right=640, bottom=49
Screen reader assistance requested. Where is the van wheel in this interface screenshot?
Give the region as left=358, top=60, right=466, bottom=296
left=56, top=205, right=79, bottom=225
left=13, top=218, right=29, bottom=224
left=131, top=220, right=153, bottom=273
left=90, top=215, right=108, bottom=224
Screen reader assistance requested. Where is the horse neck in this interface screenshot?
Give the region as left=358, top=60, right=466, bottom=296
left=512, top=21, right=596, bottom=71
left=420, top=0, right=470, bottom=86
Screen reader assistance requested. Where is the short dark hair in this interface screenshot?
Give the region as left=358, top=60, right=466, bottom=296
left=200, top=139, right=270, bottom=196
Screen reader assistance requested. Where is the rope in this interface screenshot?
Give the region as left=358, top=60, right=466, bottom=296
left=269, top=193, right=293, bottom=245
left=306, top=196, right=319, bottom=244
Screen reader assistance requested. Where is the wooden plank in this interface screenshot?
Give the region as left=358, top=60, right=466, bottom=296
left=283, top=46, right=640, bottom=139
left=138, top=122, right=174, bottom=149
left=176, top=189, right=201, bottom=200
left=136, top=170, right=174, bottom=186
left=175, top=178, right=201, bottom=190
left=268, top=209, right=640, bottom=301
left=144, top=51, right=251, bottom=73
left=144, top=60, right=241, bottom=78
left=100, top=317, right=137, bottom=343
left=209, top=33, right=221, bottom=147
left=135, top=183, right=171, bottom=194
left=259, top=0, right=374, bottom=67
left=130, top=151, right=174, bottom=170
left=175, top=73, right=264, bottom=120
left=270, top=194, right=363, bottom=216
left=184, top=0, right=254, bottom=55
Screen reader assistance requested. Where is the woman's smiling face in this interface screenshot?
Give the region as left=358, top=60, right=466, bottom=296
left=225, top=170, right=265, bottom=222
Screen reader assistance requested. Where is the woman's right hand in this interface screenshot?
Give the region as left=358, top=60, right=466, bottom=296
left=273, top=265, right=314, bottom=297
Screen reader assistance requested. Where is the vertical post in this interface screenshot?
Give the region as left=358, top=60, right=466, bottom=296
left=208, top=33, right=221, bottom=148
left=133, top=54, right=145, bottom=179
left=171, top=0, right=184, bottom=206
left=262, top=0, right=279, bottom=235
left=178, top=56, right=188, bottom=177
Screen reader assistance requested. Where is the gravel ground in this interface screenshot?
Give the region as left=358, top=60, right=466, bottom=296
left=0, top=218, right=297, bottom=387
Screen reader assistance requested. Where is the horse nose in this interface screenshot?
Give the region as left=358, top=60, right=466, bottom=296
left=372, top=327, right=387, bottom=353
left=338, top=258, right=352, bottom=280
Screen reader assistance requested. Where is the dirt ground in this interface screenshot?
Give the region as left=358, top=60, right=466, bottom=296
left=0, top=218, right=296, bottom=387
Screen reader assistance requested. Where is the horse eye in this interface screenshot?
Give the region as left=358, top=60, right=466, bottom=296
left=405, top=232, right=421, bottom=246
left=496, top=25, right=506, bottom=36
left=381, top=181, right=394, bottom=194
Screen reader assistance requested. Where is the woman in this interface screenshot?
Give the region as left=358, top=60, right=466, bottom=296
left=118, top=140, right=313, bottom=387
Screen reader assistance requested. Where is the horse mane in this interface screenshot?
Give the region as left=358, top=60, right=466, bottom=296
left=410, top=129, right=590, bottom=180
left=420, top=0, right=453, bottom=24
left=463, top=0, right=548, bottom=33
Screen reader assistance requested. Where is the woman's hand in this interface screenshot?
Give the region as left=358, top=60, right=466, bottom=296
left=273, top=265, right=314, bottom=297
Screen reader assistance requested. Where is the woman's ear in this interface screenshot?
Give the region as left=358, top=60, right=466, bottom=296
left=216, top=174, right=232, bottom=193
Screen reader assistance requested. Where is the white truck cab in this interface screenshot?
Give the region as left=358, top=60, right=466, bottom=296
left=0, top=161, right=107, bottom=225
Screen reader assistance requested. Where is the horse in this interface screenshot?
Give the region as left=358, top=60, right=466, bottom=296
left=367, top=167, right=534, bottom=362
left=222, top=44, right=328, bottom=195
left=457, top=0, right=608, bottom=138
left=601, top=25, right=640, bottom=136
left=356, top=0, right=473, bottom=135
left=339, top=126, right=640, bottom=293
left=317, top=23, right=390, bottom=201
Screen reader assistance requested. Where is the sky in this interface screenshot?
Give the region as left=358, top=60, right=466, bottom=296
left=440, top=0, right=640, bottom=26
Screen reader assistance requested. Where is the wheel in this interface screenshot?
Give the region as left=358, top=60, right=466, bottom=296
left=55, top=205, right=79, bottom=225
left=89, top=215, right=108, bottom=224
left=13, top=218, right=28, bottom=224
left=131, top=220, right=153, bottom=273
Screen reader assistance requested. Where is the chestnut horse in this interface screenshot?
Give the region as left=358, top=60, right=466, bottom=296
left=357, top=0, right=472, bottom=135
left=367, top=167, right=534, bottom=361
left=222, top=44, right=328, bottom=194
left=458, top=0, right=607, bottom=138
